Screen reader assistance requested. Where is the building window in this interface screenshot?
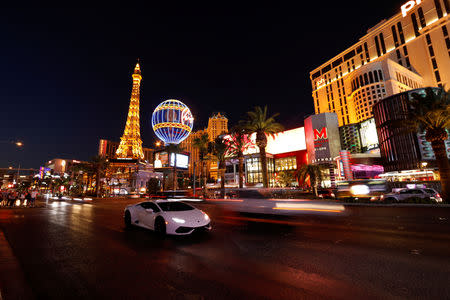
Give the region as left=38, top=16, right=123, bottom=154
left=435, top=70, right=441, bottom=83
left=397, top=22, right=405, bottom=44
left=375, top=36, right=381, bottom=57
left=411, top=13, right=420, bottom=37
left=418, top=7, right=426, bottom=28
left=275, top=157, right=297, bottom=171
left=379, top=33, right=386, bottom=54
left=434, top=0, right=443, bottom=19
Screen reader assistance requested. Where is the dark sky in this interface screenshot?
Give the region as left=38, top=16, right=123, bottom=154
left=0, top=3, right=404, bottom=168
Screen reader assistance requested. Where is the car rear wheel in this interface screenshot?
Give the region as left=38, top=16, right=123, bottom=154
left=385, top=197, right=396, bottom=203
left=155, top=217, right=166, bottom=236
left=124, top=211, right=132, bottom=229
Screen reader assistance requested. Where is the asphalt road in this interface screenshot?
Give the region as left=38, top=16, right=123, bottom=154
left=1, top=198, right=450, bottom=300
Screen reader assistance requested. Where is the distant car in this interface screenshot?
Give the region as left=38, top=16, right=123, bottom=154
left=317, top=189, right=336, bottom=199
left=128, top=193, right=140, bottom=199
left=124, top=200, right=211, bottom=235
left=382, top=188, right=442, bottom=203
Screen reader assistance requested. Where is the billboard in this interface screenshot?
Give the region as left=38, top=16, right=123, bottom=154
left=238, top=127, right=306, bottom=155
left=359, top=118, right=379, bottom=150
left=154, top=152, right=169, bottom=168
left=170, top=153, right=189, bottom=169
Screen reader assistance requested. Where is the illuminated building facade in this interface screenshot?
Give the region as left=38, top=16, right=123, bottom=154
left=116, top=63, right=145, bottom=159
left=45, top=158, right=89, bottom=175
left=207, top=112, right=228, bottom=141
left=373, top=88, right=450, bottom=173
left=225, top=127, right=308, bottom=187
left=310, top=0, right=450, bottom=126
left=180, top=113, right=229, bottom=177
left=98, top=139, right=153, bottom=162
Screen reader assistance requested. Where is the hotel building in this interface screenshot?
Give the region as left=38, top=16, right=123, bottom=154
left=310, top=0, right=450, bottom=126
left=180, top=113, right=228, bottom=177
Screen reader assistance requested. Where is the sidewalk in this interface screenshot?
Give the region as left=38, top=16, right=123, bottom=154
left=0, top=230, right=33, bottom=299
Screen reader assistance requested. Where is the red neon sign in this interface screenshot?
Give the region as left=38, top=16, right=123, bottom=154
left=313, top=127, right=328, bottom=140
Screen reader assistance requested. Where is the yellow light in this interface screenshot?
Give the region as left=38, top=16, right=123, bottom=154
left=15, top=142, right=23, bottom=147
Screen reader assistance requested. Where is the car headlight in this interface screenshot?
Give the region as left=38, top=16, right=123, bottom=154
left=350, top=185, right=370, bottom=195
left=204, top=213, right=210, bottom=221
left=172, top=217, right=185, bottom=224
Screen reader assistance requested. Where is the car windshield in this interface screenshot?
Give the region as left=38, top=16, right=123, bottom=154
left=157, top=202, right=194, bottom=211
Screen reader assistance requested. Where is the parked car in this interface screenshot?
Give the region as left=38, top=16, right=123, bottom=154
left=381, top=188, right=442, bottom=203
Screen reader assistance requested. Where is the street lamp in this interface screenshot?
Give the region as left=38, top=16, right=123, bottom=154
left=0, top=140, right=23, bottom=147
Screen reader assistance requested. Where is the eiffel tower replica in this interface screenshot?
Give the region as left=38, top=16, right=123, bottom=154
left=116, top=62, right=145, bottom=159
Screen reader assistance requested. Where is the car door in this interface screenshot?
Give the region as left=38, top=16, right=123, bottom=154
left=413, top=189, right=426, bottom=199
left=398, top=189, right=411, bottom=201
left=140, top=202, right=161, bottom=229
left=135, top=203, right=148, bottom=225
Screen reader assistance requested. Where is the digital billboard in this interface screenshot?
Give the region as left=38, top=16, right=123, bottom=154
left=236, top=127, right=306, bottom=155
left=170, top=153, right=189, bottom=169
left=154, top=151, right=169, bottom=168
left=359, top=118, right=379, bottom=150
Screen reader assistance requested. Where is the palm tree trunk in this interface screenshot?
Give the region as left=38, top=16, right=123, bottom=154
left=311, top=178, right=318, bottom=197
left=431, top=139, right=450, bottom=201
left=259, top=147, right=269, bottom=188
left=202, top=161, right=207, bottom=198
left=96, top=170, right=101, bottom=197
left=219, top=160, right=225, bottom=198
left=238, top=152, right=244, bottom=189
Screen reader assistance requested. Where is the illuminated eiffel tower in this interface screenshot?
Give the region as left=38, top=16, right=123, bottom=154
left=116, top=62, right=145, bottom=159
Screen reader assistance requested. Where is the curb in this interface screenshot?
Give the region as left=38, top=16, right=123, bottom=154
left=0, top=230, right=33, bottom=299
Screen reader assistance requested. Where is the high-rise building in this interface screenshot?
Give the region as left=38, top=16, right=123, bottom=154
left=116, top=63, right=145, bottom=159
left=310, top=0, right=449, bottom=126
left=180, top=113, right=229, bottom=177
left=373, top=88, right=450, bottom=173
left=207, top=112, right=228, bottom=141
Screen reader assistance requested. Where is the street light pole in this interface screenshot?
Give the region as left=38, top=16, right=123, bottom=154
left=193, top=161, right=196, bottom=197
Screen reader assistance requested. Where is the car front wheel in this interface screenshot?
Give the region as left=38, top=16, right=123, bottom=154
left=124, top=211, right=132, bottom=229
left=155, top=217, right=166, bottom=236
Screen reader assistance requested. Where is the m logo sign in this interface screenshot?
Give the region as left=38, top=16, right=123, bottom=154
left=313, top=127, right=328, bottom=140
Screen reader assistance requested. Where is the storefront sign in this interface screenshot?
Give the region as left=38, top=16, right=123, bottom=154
left=305, top=113, right=341, bottom=164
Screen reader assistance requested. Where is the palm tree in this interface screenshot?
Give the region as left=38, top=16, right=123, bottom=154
left=91, top=155, right=110, bottom=197
left=296, top=164, right=324, bottom=197
left=243, top=106, right=283, bottom=188
left=193, top=132, right=210, bottom=197
left=225, top=125, right=253, bottom=188
left=210, top=136, right=228, bottom=198
left=276, top=170, right=295, bottom=188
left=165, top=144, right=184, bottom=194
left=402, top=87, right=450, bottom=200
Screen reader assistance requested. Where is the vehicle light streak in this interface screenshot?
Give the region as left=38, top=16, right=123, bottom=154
left=205, top=199, right=244, bottom=202
left=273, top=202, right=345, bottom=213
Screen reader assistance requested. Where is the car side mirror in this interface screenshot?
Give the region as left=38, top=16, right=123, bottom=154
left=145, top=208, right=154, bottom=213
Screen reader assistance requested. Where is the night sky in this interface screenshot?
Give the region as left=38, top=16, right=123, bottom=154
left=1, top=3, right=405, bottom=168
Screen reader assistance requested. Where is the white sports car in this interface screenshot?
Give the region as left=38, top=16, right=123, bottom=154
left=124, top=200, right=211, bottom=235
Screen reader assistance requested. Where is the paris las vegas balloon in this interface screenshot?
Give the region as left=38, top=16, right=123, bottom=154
left=151, top=99, right=194, bottom=145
